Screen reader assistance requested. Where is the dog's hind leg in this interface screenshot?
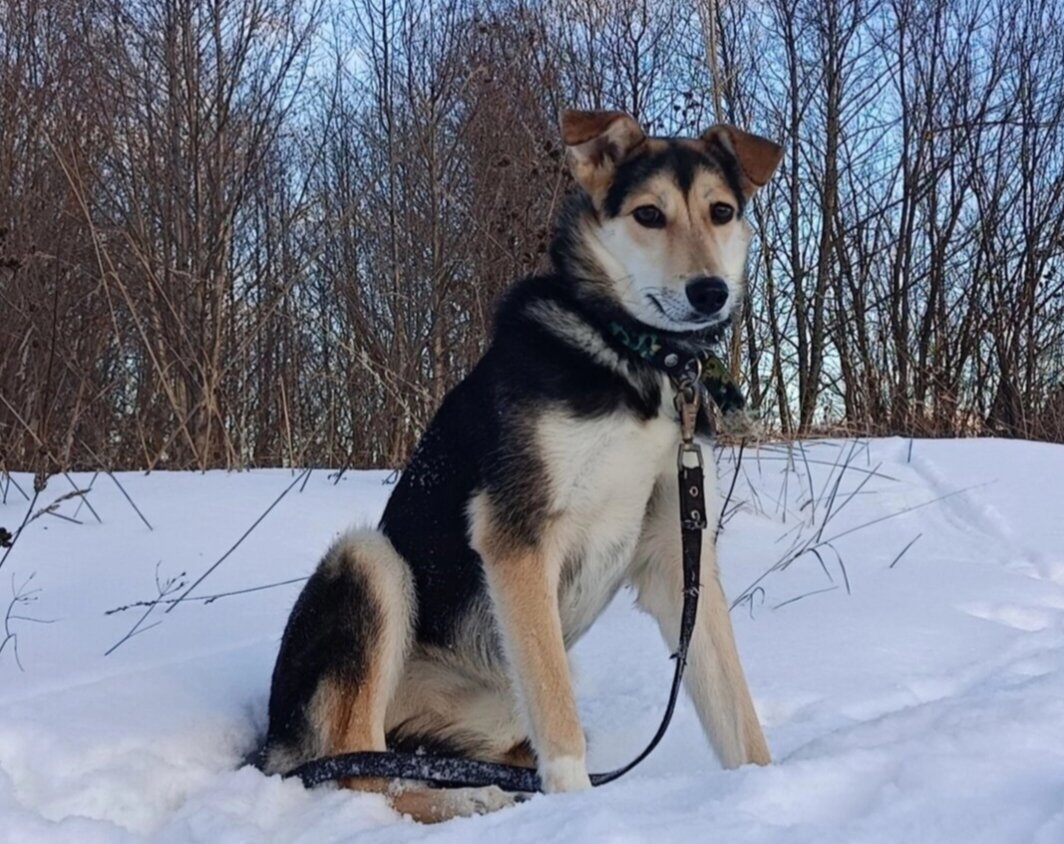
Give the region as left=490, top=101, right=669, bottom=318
left=262, top=530, right=413, bottom=771
left=263, top=529, right=517, bottom=822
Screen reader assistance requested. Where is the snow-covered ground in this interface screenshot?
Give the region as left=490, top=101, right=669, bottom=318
left=1, top=437, right=1062, bottom=843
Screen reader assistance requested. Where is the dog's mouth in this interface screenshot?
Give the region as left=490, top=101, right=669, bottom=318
left=646, top=293, right=671, bottom=319
left=645, top=292, right=722, bottom=330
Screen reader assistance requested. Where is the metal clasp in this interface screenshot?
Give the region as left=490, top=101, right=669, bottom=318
left=672, top=360, right=702, bottom=441
left=677, top=441, right=704, bottom=471
left=674, top=360, right=704, bottom=469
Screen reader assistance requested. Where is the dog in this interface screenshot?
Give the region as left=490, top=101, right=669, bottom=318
left=259, top=109, right=783, bottom=822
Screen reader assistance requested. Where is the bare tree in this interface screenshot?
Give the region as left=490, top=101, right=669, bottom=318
left=2, top=0, right=1062, bottom=473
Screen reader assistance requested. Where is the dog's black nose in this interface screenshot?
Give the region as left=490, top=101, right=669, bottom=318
left=685, top=276, right=729, bottom=316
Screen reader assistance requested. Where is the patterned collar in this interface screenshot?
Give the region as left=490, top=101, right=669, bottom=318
left=607, top=321, right=745, bottom=416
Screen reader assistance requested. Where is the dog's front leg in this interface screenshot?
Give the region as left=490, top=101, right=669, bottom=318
left=482, top=552, right=591, bottom=793
left=471, top=498, right=590, bottom=794
left=630, top=477, right=771, bottom=769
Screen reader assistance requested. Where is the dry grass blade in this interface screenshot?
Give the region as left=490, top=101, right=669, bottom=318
left=816, top=460, right=882, bottom=540
left=105, top=576, right=309, bottom=614
left=889, top=533, right=924, bottom=569
left=728, top=438, right=953, bottom=611
left=1, top=572, right=56, bottom=671
left=42, top=511, right=83, bottom=525
left=63, top=474, right=101, bottom=524
left=106, top=473, right=153, bottom=531
left=818, top=482, right=992, bottom=546
left=2, top=471, right=30, bottom=503
left=732, top=454, right=899, bottom=482
left=72, top=473, right=100, bottom=520
left=772, top=585, right=839, bottom=610
left=105, top=563, right=186, bottom=656
left=28, top=489, right=92, bottom=526
left=806, top=547, right=835, bottom=583
left=797, top=439, right=816, bottom=522
left=717, top=440, right=745, bottom=541
left=164, top=468, right=312, bottom=614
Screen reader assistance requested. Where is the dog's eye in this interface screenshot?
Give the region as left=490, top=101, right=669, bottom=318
left=632, top=205, right=666, bottom=228
left=710, top=202, right=735, bottom=224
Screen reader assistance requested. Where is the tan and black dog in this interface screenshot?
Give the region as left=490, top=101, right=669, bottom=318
left=260, top=109, right=783, bottom=822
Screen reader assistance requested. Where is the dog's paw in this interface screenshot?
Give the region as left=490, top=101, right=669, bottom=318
left=460, top=784, right=522, bottom=815
left=392, top=784, right=521, bottom=823
left=539, top=755, right=592, bottom=793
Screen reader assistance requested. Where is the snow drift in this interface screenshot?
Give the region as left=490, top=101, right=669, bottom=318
left=1, top=437, right=1062, bottom=843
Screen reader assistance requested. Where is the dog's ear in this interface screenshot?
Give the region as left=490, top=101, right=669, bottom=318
left=701, top=125, right=783, bottom=196
left=561, top=109, right=645, bottom=200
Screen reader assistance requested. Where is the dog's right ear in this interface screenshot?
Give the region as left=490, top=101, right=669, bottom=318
left=561, top=109, right=645, bottom=201
left=701, top=125, right=783, bottom=196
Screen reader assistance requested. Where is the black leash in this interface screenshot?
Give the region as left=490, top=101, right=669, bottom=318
left=285, top=364, right=709, bottom=793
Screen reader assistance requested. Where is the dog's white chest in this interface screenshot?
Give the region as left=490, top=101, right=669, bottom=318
left=536, top=406, right=678, bottom=640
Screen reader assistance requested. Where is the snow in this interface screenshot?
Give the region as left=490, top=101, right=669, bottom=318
left=1, top=437, right=1063, bottom=843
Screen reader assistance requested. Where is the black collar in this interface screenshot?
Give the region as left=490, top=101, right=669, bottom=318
left=606, top=319, right=709, bottom=375
left=606, top=320, right=745, bottom=416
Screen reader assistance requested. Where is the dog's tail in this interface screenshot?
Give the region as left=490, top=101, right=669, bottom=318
left=258, top=528, right=416, bottom=776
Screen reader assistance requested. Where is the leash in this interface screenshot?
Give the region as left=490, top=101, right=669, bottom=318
left=285, top=363, right=709, bottom=793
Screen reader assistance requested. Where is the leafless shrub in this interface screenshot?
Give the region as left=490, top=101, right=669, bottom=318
left=0, top=572, right=54, bottom=671
left=2, top=0, right=1062, bottom=475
